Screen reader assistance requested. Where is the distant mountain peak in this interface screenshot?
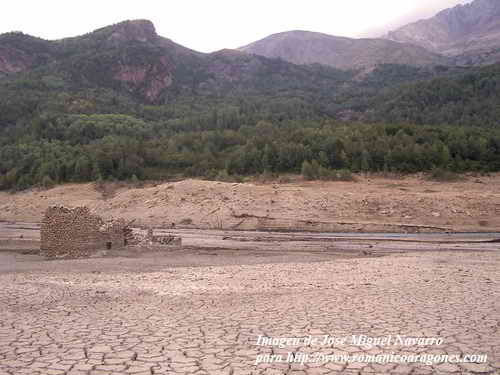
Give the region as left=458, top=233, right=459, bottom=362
left=238, top=30, right=446, bottom=69
left=241, top=30, right=349, bottom=47
left=385, top=0, right=500, bottom=64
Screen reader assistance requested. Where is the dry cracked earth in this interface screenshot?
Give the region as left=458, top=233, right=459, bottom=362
left=0, top=249, right=499, bottom=375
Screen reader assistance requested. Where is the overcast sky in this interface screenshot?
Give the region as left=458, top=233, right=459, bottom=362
left=2, top=0, right=473, bottom=52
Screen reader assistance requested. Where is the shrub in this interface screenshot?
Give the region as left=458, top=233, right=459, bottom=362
left=255, top=170, right=274, bottom=183
left=278, top=175, right=292, bottom=183
left=331, top=169, right=356, bottom=181
left=302, top=160, right=320, bottom=180
left=320, top=168, right=356, bottom=181
left=215, top=170, right=244, bottom=183
left=428, top=168, right=462, bottom=182
left=216, top=169, right=231, bottom=182
left=41, top=175, right=55, bottom=189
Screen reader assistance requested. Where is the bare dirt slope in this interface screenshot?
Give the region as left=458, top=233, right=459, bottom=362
left=0, top=175, right=499, bottom=232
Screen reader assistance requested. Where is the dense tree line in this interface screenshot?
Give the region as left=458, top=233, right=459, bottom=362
left=363, top=64, right=500, bottom=127
left=2, top=116, right=499, bottom=190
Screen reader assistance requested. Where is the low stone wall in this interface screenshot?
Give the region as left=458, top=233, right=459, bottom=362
left=129, top=228, right=182, bottom=251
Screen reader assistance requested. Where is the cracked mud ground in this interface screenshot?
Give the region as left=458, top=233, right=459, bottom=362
left=0, top=249, right=499, bottom=375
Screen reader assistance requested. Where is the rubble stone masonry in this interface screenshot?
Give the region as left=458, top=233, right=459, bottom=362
left=41, top=206, right=127, bottom=258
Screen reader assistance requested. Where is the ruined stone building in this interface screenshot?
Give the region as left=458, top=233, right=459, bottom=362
left=41, top=206, right=131, bottom=258
left=41, top=205, right=182, bottom=258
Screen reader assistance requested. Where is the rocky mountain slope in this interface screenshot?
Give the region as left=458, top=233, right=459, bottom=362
left=0, top=18, right=496, bottom=127
left=0, top=20, right=355, bottom=104
left=238, top=30, right=447, bottom=69
left=385, top=0, right=500, bottom=65
left=0, top=20, right=205, bottom=102
left=0, top=33, right=55, bottom=77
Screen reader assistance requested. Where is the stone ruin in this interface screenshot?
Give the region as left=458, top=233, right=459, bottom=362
left=40, top=206, right=181, bottom=258
left=131, top=227, right=182, bottom=249
left=41, top=206, right=130, bottom=258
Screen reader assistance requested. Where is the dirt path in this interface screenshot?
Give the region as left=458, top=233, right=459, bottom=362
left=1, top=174, right=499, bottom=233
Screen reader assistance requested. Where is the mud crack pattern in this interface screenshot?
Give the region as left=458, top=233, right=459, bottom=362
left=0, top=251, right=499, bottom=375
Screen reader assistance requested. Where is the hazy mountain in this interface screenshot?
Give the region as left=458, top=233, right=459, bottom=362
left=238, top=30, right=448, bottom=69
left=385, top=0, right=500, bottom=65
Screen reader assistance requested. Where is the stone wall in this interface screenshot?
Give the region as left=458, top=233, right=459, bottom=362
left=129, top=227, right=182, bottom=251
left=41, top=206, right=128, bottom=258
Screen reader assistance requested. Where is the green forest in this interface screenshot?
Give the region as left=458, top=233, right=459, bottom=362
left=1, top=113, right=499, bottom=190
left=2, top=29, right=500, bottom=190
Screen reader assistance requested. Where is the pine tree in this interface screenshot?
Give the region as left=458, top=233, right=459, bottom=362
left=301, top=161, right=314, bottom=180
left=361, top=149, right=371, bottom=172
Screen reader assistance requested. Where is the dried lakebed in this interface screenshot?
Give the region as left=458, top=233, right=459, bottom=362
left=0, top=223, right=499, bottom=374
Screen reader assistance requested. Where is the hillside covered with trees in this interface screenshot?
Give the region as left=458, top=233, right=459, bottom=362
left=1, top=21, right=500, bottom=190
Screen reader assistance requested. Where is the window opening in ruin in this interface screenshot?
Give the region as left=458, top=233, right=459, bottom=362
left=106, top=242, right=112, bottom=250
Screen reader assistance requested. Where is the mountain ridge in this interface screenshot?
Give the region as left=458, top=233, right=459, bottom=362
left=0, top=20, right=357, bottom=108
left=385, top=0, right=500, bottom=65
left=238, top=30, right=448, bottom=69
left=3, top=0, right=500, bottom=79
